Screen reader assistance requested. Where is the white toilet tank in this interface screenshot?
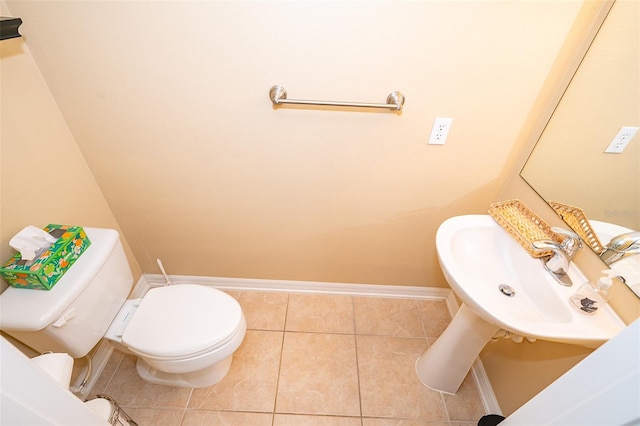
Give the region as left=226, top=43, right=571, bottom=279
left=0, top=228, right=133, bottom=358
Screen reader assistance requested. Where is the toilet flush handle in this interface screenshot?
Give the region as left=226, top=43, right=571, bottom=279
left=52, top=308, right=77, bottom=328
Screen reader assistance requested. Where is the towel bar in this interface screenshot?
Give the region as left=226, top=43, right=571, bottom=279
left=269, top=85, right=404, bottom=112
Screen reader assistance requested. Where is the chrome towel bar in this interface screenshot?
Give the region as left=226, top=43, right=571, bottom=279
left=269, top=85, right=405, bottom=112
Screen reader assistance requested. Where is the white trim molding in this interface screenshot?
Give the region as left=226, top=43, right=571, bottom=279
left=142, top=273, right=452, bottom=299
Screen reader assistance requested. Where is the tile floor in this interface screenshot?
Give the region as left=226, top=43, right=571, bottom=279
left=90, top=291, right=487, bottom=425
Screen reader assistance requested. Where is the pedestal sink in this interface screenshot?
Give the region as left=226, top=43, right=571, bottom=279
left=416, top=215, right=625, bottom=394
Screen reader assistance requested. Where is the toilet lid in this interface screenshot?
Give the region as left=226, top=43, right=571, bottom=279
left=122, top=284, right=243, bottom=358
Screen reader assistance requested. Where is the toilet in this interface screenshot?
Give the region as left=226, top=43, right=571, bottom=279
left=0, top=227, right=246, bottom=388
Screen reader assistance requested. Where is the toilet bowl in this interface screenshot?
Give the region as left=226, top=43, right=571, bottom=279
left=105, top=283, right=246, bottom=388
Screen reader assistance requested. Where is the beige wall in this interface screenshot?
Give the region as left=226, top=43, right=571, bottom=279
left=3, top=0, right=582, bottom=286
left=0, top=20, right=141, bottom=291
left=3, top=0, right=638, bottom=418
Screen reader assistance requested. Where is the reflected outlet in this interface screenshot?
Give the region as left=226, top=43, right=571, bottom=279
left=604, top=126, right=639, bottom=153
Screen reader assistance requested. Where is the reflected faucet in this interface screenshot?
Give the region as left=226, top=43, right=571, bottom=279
left=531, top=229, right=583, bottom=287
left=600, top=231, right=640, bottom=265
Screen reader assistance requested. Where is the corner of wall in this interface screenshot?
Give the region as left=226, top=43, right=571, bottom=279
left=0, top=18, right=142, bottom=292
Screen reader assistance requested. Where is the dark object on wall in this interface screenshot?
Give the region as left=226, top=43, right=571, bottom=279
left=0, top=17, right=23, bottom=40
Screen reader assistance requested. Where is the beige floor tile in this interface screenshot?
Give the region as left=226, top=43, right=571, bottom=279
left=181, top=410, right=273, bottom=425
left=88, top=349, right=124, bottom=399
left=232, top=291, right=289, bottom=331
left=89, top=291, right=488, bottom=424
left=442, top=372, right=486, bottom=421
left=415, top=300, right=451, bottom=338
left=274, top=413, right=362, bottom=425
left=102, top=354, right=192, bottom=409
left=357, top=335, right=447, bottom=421
left=121, top=407, right=184, bottom=426
left=354, top=297, right=424, bottom=337
left=285, top=293, right=354, bottom=334
left=189, top=330, right=283, bottom=412
left=363, top=419, right=449, bottom=426
left=277, top=332, right=360, bottom=417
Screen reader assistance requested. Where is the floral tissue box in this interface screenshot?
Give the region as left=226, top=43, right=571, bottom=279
left=0, top=225, right=91, bottom=290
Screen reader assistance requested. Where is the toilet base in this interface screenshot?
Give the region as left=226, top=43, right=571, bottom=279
left=136, top=355, right=233, bottom=388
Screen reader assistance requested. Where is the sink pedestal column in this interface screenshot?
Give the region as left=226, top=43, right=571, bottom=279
left=416, top=303, right=499, bottom=394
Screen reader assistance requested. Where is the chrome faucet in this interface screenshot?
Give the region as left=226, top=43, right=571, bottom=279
left=553, top=228, right=583, bottom=262
left=600, top=231, right=640, bottom=265
left=531, top=229, right=583, bottom=287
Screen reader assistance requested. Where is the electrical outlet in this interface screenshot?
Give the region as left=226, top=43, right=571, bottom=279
left=428, top=117, right=453, bottom=145
left=604, top=126, right=639, bottom=153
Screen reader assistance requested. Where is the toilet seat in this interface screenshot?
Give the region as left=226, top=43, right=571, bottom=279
left=121, top=284, right=243, bottom=359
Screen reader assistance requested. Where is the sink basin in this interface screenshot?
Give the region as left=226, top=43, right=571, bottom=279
left=437, top=215, right=625, bottom=347
left=590, top=219, right=634, bottom=242
left=416, top=215, right=625, bottom=394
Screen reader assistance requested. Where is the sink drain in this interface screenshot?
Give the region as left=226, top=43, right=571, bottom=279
left=499, top=284, right=515, bottom=297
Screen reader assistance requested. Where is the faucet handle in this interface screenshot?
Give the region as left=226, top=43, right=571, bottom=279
left=531, top=239, right=561, bottom=251
left=551, top=227, right=583, bottom=260
left=531, top=239, right=566, bottom=265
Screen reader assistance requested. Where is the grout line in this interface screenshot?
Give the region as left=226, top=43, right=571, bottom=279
left=271, top=293, right=289, bottom=425
left=184, top=388, right=194, bottom=413
left=414, top=299, right=428, bottom=340
left=177, top=405, right=188, bottom=426
left=351, top=296, right=364, bottom=422
left=98, top=351, right=124, bottom=398
left=439, top=389, right=452, bottom=424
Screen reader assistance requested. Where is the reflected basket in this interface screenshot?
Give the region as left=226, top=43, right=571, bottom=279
left=548, top=201, right=605, bottom=254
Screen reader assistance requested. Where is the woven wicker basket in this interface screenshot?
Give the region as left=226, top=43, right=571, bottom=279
left=488, top=200, right=564, bottom=258
left=549, top=201, right=605, bottom=254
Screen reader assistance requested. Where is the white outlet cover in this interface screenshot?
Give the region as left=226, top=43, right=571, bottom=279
left=604, top=126, right=639, bottom=153
left=428, top=117, right=453, bottom=145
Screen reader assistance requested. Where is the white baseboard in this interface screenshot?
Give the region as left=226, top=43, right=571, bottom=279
left=472, top=358, right=503, bottom=415
left=94, top=274, right=500, bottom=414
left=142, top=273, right=451, bottom=299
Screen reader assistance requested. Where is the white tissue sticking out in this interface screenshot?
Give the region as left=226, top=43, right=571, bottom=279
left=9, top=225, right=58, bottom=261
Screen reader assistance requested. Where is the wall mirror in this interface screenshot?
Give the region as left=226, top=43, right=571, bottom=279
left=521, top=0, right=639, bottom=298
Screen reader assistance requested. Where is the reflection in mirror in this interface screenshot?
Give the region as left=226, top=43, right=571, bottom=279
left=550, top=201, right=640, bottom=297
left=520, top=0, right=640, bottom=297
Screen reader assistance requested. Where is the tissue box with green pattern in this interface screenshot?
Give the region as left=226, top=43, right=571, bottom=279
left=0, top=225, right=91, bottom=290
